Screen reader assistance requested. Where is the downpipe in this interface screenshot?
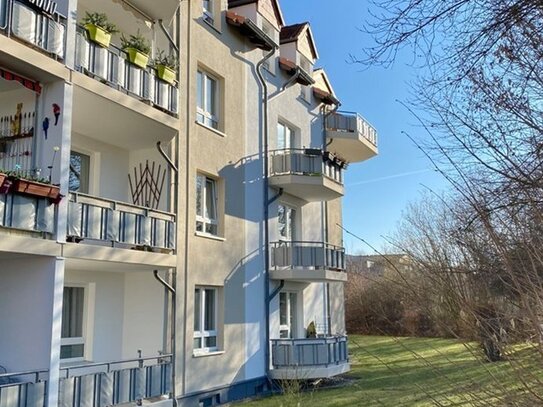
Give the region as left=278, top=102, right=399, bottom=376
left=255, top=45, right=278, bottom=382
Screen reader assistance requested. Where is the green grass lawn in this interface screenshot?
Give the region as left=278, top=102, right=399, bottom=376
left=236, top=335, right=543, bottom=406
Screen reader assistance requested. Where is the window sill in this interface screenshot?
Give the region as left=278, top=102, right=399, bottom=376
left=193, top=350, right=225, bottom=358
left=196, top=121, right=227, bottom=138
left=195, top=231, right=226, bottom=242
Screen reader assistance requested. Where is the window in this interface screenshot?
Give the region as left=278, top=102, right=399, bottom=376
left=278, top=203, right=296, bottom=241
left=197, top=70, right=219, bottom=129
left=194, top=287, right=218, bottom=352
left=61, top=286, right=85, bottom=360
left=69, top=151, right=90, bottom=193
left=279, top=292, right=297, bottom=338
left=277, top=122, right=295, bottom=150
left=203, top=0, right=214, bottom=24
left=196, top=174, right=218, bottom=235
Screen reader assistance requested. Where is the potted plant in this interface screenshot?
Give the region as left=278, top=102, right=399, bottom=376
left=81, top=12, right=118, bottom=48
left=153, top=50, right=177, bottom=85
left=121, top=31, right=151, bottom=69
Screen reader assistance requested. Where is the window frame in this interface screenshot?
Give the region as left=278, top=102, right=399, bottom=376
left=203, top=0, right=214, bottom=24
left=193, top=286, right=219, bottom=354
left=277, top=203, right=296, bottom=241
left=60, top=285, right=87, bottom=362
left=277, top=121, right=295, bottom=150
left=279, top=291, right=298, bottom=339
left=197, top=69, right=220, bottom=130
left=196, top=173, right=219, bottom=236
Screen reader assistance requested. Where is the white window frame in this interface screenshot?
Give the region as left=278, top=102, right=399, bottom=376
left=203, top=0, right=214, bottom=24
left=277, top=122, right=295, bottom=151
left=279, top=291, right=298, bottom=339
left=197, top=70, right=219, bottom=130
left=60, top=284, right=94, bottom=362
left=193, top=287, right=218, bottom=354
left=278, top=203, right=296, bottom=241
left=196, top=174, right=219, bottom=236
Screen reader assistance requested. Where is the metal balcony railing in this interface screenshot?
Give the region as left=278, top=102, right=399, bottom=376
left=0, top=0, right=66, bottom=59
left=75, top=29, right=178, bottom=116
left=270, top=241, right=345, bottom=271
left=59, top=354, right=172, bottom=407
left=67, top=192, right=176, bottom=251
left=271, top=336, right=348, bottom=369
left=0, top=190, right=56, bottom=235
left=327, top=111, right=378, bottom=147
left=270, top=149, right=344, bottom=185
left=0, top=369, right=48, bottom=407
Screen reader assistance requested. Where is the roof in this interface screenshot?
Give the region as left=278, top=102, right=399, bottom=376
left=313, top=68, right=336, bottom=97
left=228, top=0, right=285, bottom=27
left=280, top=22, right=319, bottom=60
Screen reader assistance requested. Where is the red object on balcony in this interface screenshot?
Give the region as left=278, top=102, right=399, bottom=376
left=12, top=178, right=61, bottom=201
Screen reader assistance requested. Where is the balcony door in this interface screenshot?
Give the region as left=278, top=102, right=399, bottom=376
left=279, top=291, right=298, bottom=339
left=69, top=150, right=90, bottom=193
left=277, top=122, right=295, bottom=150
left=278, top=203, right=296, bottom=241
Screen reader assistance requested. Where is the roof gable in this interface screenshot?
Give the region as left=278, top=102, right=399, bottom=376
left=280, top=23, right=319, bottom=61
left=228, top=0, right=285, bottom=27
left=313, top=68, right=336, bottom=96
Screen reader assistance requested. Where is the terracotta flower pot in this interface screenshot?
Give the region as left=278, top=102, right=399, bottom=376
left=12, top=179, right=61, bottom=201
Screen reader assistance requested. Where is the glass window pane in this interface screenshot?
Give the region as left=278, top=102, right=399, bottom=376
left=205, top=178, right=216, bottom=220
left=194, top=288, right=201, bottom=331
left=196, top=175, right=203, bottom=217
left=205, top=336, right=217, bottom=348
left=288, top=208, right=295, bottom=240
left=278, top=205, right=286, bottom=238
left=279, top=292, right=287, bottom=326
left=204, top=289, right=215, bottom=330
left=197, top=71, right=203, bottom=109
left=193, top=337, right=201, bottom=349
left=60, top=344, right=84, bottom=359
left=206, top=76, right=216, bottom=116
left=62, top=287, right=84, bottom=338
left=206, top=223, right=218, bottom=235
left=277, top=123, right=285, bottom=150
left=69, top=151, right=90, bottom=193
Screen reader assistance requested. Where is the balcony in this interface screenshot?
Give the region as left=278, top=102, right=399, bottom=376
left=270, top=336, right=350, bottom=380
left=0, top=187, right=56, bottom=237
left=67, top=192, right=176, bottom=252
left=0, top=0, right=66, bottom=60
left=0, top=369, right=47, bottom=407
left=75, top=29, right=178, bottom=116
left=59, top=355, right=172, bottom=407
left=270, top=241, right=347, bottom=283
left=269, top=149, right=344, bottom=202
left=326, top=111, right=378, bottom=163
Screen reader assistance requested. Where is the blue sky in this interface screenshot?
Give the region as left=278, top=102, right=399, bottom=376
left=281, top=0, right=448, bottom=254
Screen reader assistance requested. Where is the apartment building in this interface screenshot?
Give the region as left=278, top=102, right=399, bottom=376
left=0, top=0, right=378, bottom=406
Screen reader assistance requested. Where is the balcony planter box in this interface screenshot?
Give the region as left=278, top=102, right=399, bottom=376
left=125, top=48, right=149, bottom=69
left=0, top=173, right=10, bottom=193
left=156, top=64, right=176, bottom=84
left=84, top=23, right=112, bottom=48
left=12, top=179, right=61, bottom=202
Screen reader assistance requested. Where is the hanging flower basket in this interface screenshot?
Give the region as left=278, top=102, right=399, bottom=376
left=12, top=178, right=61, bottom=201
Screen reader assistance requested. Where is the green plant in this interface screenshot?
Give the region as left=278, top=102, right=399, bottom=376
left=81, top=11, right=118, bottom=34
left=120, top=30, right=151, bottom=55
left=153, top=50, right=178, bottom=71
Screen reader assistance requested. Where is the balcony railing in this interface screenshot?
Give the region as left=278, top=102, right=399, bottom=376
left=0, top=369, right=48, bottom=407
left=59, top=354, right=172, bottom=407
left=75, top=29, right=178, bottom=116
left=327, top=111, right=378, bottom=147
left=0, top=0, right=66, bottom=60
left=271, top=336, right=349, bottom=369
left=270, top=149, right=344, bottom=185
left=67, top=192, right=176, bottom=251
left=270, top=241, right=345, bottom=271
left=0, top=190, right=56, bottom=235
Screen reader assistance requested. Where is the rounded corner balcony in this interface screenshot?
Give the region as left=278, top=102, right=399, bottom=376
left=326, top=111, right=378, bottom=163
left=270, top=241, right=347, bottom=283
left=270, top=335, right=350, bottom=380
left=269, top=149, right=345, bottom=203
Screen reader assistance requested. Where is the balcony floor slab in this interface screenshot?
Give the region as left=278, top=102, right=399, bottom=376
left=326, top=130, right=378, bottom=163
left=269, top=268, right=347, bottom=283
left=269, top=174, right=344, bottom=202
left=269, top=363, right=350, bottom=380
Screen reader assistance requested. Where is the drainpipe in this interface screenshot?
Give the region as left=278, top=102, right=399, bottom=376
left=322, top=102, right=340, bottom=336
left=256, top=45, right=278, bottom=379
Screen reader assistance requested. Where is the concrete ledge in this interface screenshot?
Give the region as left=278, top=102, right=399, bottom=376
left=0, top=233, right=61, bottom=257
left=326, top=129, right=378, bottom=163
left=269, top=174, right=344, bottom=202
